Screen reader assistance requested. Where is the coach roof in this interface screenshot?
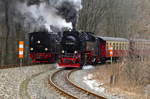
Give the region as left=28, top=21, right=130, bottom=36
left=97, top=36, right=129, bottom=42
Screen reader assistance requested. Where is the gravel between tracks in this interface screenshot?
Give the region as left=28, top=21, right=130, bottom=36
left=28, top=69, right=64, bottom=99
left=0, top=64, right=54, bottom=99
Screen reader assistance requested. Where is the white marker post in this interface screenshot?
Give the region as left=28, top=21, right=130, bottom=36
left=109, top=45, right=113, bottom=64
left=19, top=41, right=24, bottom=66
left=109, top=45, right=115, bottom=86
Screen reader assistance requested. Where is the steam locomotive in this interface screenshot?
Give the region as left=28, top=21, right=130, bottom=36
left=29, top=31, right=59, bottom=63
left=58, top=30, right=150, bottom=68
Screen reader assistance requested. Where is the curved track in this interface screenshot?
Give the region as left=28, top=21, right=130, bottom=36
left=49, top=69, right=106, bottom=99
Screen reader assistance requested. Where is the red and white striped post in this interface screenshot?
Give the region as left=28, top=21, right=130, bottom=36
left=108, top=45, right=113, bottom=64
left=19, top=41, right=24, bottom=66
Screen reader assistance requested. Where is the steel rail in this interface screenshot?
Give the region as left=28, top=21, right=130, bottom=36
left=48, top=69, right=78, bottom=99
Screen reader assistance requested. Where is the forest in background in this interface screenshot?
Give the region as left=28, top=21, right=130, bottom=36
left=78, top=0, right=150, bottom=38
left=0, top=0, right=150, bottom=65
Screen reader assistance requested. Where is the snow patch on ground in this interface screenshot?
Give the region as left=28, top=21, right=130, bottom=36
left=55, top=63, right=64, bottom=69
left=83, top=74, right=127, bottom=99
left=83, top=74, right=105, bottom=93
left=82, top=65, right=95, bottom=70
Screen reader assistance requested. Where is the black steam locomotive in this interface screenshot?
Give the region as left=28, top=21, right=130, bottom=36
left=58, top=29, right=96, bottom=67
left=29, top=31, right=59, bottom=63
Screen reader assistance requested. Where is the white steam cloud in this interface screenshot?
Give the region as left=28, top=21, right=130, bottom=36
left=17, top=0, right=82, bottom=32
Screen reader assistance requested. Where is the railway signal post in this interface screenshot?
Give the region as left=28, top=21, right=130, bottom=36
left=19, top=41, right=24, bottom=66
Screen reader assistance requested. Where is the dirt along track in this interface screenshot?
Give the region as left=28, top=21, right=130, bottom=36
left=19, top=65, right=64, bottom=99
left=19, top=71, right=47, bottom=99
left=18, top=64, right=59, bottom=99
left=49, top=69, right=106, bottom=99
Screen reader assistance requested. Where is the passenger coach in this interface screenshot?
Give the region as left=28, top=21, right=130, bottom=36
left=95, top=37, right=129, bottom=63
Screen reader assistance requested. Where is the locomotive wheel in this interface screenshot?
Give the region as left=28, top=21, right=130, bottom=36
left=101, top=58, right=106, bottom=64
left=79, top=53, right=86, bottom=69
left=91, top=57, right=98, bottom=65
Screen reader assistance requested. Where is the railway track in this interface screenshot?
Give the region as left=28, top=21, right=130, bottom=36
left=49, top=69, right=106, bottom=99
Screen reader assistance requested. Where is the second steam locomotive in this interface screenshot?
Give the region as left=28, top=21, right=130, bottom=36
left=29, top=31, right=59, bottom=63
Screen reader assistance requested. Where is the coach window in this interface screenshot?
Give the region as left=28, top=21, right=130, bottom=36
left=118, top=43, right=120, bottom=50
left=109, top=42, right=112, bottom=48
left=124, top=42, right=126, bottom=50
left=120, top=43, right=122, bottom=50
left=109, top=42, right=111, bottom=47
left=113, top=43, right=115, bottom=50
left=122, top=43, right=124, bottom=50
left=123, top=43, right=125, bottom=50
left=115, top=43, right=117, bottom=50
left=125, top=43, right=127, bottom=50
left=127, top=43, right=129, bottom=49
left=120, top=42, right=122, bottom=50
left=124, top=43, right=126, bottom=50
left=116, top=43, right=118, bottom=50
left=117, top=43, right=119, bottom=50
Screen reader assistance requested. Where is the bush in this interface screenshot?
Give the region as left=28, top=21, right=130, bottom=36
left=122, top=60, right=150, bottom=86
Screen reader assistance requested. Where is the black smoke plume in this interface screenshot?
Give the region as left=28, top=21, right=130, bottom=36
left=56, top=1, right=78, bottom=28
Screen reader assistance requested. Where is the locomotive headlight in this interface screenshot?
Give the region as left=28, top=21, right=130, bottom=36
left=62, top=50, right=65, bottom=53
left=74, top=51, right=78, bottom=54
left=30, top=48, right=34, bottom=51
left=69, top=29, right=72, bottom=31
left=37, top=40, right=40, bottom=44
left=45, top=48, right=48, bottom=51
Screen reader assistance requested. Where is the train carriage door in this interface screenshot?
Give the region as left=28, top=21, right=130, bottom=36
left=99, top=40, right=106, bottom=57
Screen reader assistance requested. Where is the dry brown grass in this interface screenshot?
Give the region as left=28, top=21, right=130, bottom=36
left=118, top=59, right=150, bottom=97
left=91, top=60, right=150, bottom=98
